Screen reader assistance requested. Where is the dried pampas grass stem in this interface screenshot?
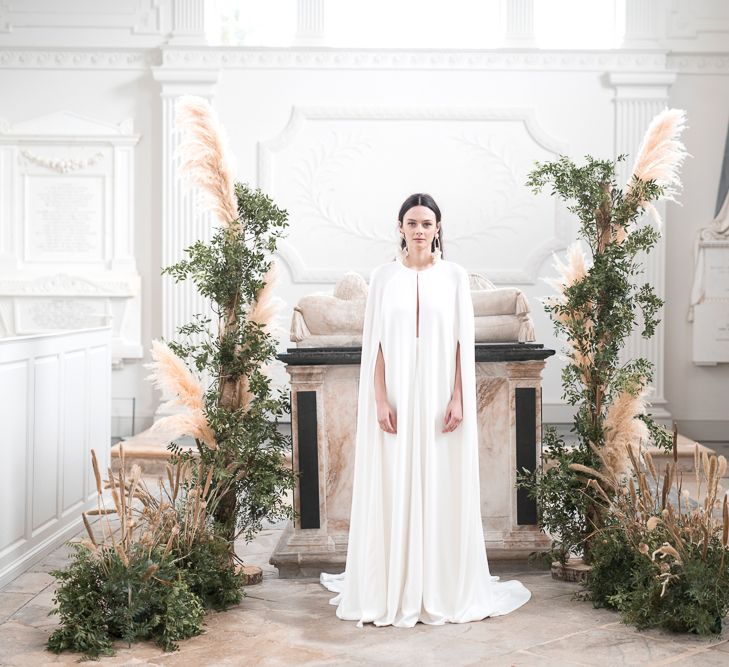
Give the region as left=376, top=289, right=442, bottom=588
left=176, top=95, right=239, bottom=227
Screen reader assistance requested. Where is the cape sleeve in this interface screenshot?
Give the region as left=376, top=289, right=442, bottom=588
left=329, top=263, right=386, bottom=623
left=359, top=265, right=383, bottom=390
left=456, top=267, right=479, bottom=448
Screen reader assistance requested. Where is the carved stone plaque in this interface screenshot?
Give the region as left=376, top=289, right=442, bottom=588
left=26, top=175, right=104, bottom=262
left=0, top=111, right=142, bottom=361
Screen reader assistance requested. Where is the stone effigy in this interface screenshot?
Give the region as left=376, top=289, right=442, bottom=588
left=290, top=271, right=535, bottom=347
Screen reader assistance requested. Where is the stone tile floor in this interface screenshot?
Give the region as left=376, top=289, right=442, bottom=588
left=1, top=519, right=728, bottom=666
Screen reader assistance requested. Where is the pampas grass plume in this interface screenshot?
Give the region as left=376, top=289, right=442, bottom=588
left=603, top=386, right=650, bottom=478
left=145, top=339, right=203, bottom=412
left=626, top=108, right=689, bottom=226
left=175, top=95, right=238, bottom=227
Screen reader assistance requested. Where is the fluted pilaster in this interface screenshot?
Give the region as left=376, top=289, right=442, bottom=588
left=608, top=71, right=676, bottom=420
left=152, top=66, right=220, bottom=342
left=504, top=0, right=535, bottom=47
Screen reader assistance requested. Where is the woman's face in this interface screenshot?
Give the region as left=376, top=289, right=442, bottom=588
left=399, top=205, right=439, bottom=250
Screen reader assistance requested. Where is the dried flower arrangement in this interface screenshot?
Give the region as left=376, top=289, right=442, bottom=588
left=47, top=447, right=245, bottom=658
left=518, top=109, right=689, bottom=563
left=584, top=430, right=729, bottom=635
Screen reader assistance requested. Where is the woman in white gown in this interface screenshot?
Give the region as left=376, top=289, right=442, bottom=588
left=320, top=193, right=531, bottom=628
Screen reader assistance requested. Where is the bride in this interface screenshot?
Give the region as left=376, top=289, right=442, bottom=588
left=320, top=193, right=531, bottom=628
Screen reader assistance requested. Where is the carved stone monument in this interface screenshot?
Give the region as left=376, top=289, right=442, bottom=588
left=690, top=125, right=729, bottom=365
left=271, top=270, right=553, bottom=577
left=0, top=111, right=142, bottom=364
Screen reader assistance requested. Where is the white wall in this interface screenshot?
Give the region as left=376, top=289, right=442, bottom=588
left=665, top=70, right=729, bottom=440
left=1, top=0, right=727, bottom=437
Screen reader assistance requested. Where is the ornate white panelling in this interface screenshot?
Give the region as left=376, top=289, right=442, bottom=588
left=667, top=0, right=729, bottom=41
left=0, top=111, right=142, bottom=361
left=0, top=0, right=165, bottom=47
left=259, top=106, right=569, bottom=285
left=0, top=327, right=111, bottom=588
left=152, top=66, right=219, bottom=341
left=608, top=71, right=676, bottom=417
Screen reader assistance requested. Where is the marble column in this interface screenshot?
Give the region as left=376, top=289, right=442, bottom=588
left=504, top=0, right=535, bottom=47
left=152, top=66, right=220, bottom=342
left=608, top=71, right=676, bottom=421
left=168, top=0, right=207, bottom=45
left=295, top=0, right=327, bottom=46
left=622, top=0, right=664, bottom=49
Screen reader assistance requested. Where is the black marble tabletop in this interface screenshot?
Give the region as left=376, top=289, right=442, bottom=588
left=277, top=343, right=555, bottom=366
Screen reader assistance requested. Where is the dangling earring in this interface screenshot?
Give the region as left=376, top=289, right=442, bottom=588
left=400, top=233, right=409, bottom=257
left=433, top=233, right=441, bottom=260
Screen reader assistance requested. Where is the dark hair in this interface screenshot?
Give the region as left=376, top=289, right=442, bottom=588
left=398, top=193, right=444, bottom=258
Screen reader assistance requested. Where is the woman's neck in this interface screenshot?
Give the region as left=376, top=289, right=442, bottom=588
left=403, top=249, right=435, bottom=269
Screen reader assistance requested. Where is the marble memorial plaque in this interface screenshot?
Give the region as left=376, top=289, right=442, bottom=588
left=15, top=298, right=108, bottom=334
left=693, top=302, right=729, bottom=365
left=703, top=246, right=729, bottom=299
left=25, top=175, right=104, bottom=263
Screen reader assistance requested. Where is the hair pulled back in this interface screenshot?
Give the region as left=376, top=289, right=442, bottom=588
left=397, top=193, right=444, bottom=257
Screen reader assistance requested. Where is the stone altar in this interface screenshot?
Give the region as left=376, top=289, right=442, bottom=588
left=271, top=266, right=553, bottom=577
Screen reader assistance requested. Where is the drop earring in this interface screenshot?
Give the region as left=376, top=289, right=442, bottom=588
left=400, top=233, right=409, bottom=257
left=433, top=233, right=441, bottom=260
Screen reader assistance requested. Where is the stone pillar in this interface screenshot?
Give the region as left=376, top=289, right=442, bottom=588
left=477, top=360, right=552, bottom=559
left=168, top=0, right=207, bottom=45
left=151, top=66, right=220, bottom=342
left=622, top=0, right=663, bottom=49
left=504, top=0, right=535, bottom=47
left=295, top=0, right=327, bottom=46
left=608, top=71, right=676, bottom=421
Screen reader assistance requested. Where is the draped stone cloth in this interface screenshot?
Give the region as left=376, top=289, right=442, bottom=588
left=320, top=255, right=531, bottom=627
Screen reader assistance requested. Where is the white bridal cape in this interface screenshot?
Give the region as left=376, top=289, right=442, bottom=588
left=319, top=254, right=531, bottom=628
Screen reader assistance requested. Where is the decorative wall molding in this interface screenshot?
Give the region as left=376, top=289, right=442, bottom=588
left=260, top=105, right=570, bottom=285
left=162, top=47, right=670, bottom=71
left=20, top=149, right=104, bottom=173
left=0, top=273, right=133, bottom=296
left=0, top=0, right=163, bottom=36
left=0, top=49, right=158, bottom=69
left=667, top=1, right=729, bottom=40
left=667, top=53, right=729, bottom=73
left=0, top=47, right=727, bottom=73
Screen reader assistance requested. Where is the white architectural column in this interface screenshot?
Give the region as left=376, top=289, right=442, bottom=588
left=151, top=67, right=220, bottom=342
left=504, top=0, right=535, bottom=47
left=295, top=0, right=327, bottom=46
left=168, top=0, right=206, bottom=45
left=622, top=0, right=664, bottom=48
left=608, top=71, right=676, bottom=420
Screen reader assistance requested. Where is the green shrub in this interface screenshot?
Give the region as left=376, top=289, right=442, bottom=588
left=47, top=535, right=241, bottom=658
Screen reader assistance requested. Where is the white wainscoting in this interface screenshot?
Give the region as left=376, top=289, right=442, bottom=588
left=0, top=326, right=111, bottom=588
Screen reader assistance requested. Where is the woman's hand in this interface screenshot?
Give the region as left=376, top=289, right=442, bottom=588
left=376, top=399, right=397, bottom=434
left=442, top=393, right=463, bottom=432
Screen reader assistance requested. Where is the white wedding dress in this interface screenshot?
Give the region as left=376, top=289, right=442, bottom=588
left=320, top=254, right=531, bottom=628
